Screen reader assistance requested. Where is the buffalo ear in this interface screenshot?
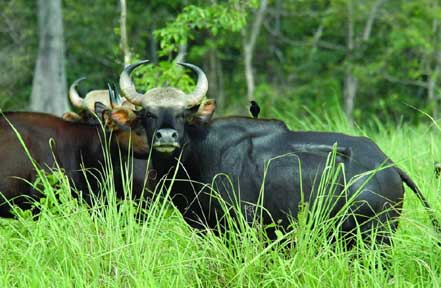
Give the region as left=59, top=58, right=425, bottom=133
left=189, top=99, right=216, bottom=124
left=111, top=107, right=138, bottom=127
left=94, top=102, right=139, bottom=130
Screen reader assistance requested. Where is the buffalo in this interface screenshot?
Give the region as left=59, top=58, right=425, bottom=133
left=111, top=60, right=438, bottom=243
left=0, top=85, right=150, bottom=217
left=63, top=79, right=155, bottom=198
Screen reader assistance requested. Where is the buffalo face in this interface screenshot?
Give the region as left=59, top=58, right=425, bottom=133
left=117, top=60, right=215, bottom=157
left=138, top=106, right=185, bottom=154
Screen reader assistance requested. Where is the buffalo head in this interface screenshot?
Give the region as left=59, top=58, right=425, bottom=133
left=117, top=60, right=216, bottom=156
left=63, top=77, right=136, bottom=123
left=94, top=84, right=150, bottom=158
left=64, top=78, right=149, bottom=158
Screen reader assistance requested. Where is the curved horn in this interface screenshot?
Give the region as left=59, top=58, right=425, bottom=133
left=119, top=59, right=150, bottom=105
left=69, top=77, right=87, bottom=108
left=107, top=82, right=123, bottom=108
left=107, top=82, right=115, bottom=108
left=114, top=83, right=126, bottom=107
left=177, top=62, right=208, bottom=107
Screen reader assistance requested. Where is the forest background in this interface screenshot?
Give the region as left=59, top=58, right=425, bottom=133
left=1, top=0, right=441, bottom=125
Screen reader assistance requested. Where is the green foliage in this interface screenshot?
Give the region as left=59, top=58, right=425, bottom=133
left=63, top=0, right=122, bottom=91
left=2, top=0, right=441, bottom=123
left=0, top=0, right=37, bottom=110
left=130, top=60, right=195, bottom=93
left=154, top=1, right=255, bottom=56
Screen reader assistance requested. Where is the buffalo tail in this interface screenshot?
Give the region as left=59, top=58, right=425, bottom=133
left=397, top=167, right=441, bottom=233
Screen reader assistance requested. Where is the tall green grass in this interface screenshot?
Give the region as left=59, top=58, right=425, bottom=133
left=1, top=113, right=441, bottom=287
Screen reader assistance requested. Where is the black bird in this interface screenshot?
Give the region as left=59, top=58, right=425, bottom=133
left=434, top=162, right=441, bottom=178
left=249, top=100, right=260, bottom=119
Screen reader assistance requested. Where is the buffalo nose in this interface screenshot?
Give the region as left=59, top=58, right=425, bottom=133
left=155, top=128, right=178, bottom=142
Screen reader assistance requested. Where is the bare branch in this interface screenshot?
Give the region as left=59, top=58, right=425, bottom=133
left=317, top=40, right=347, bottom=52
left=312, top=24, right=323, bottom=50
left=243, top=0, right=269, bottom=101
left=246, top=0, right=268, bottom=56
left=119, top=0, right=131, bottom=66
left=263, top=19, right=278, bottom=38
left=347, top=1, right=354, bottom=51
left=362, top=0, right=388, bottom=42
left=383, top=74, right=428, bottom=88
left=274, top=0, right=281, bottom=35
left=149, top=24, right=158, bottom=63
left=266, top=7, right=335, bottom=18
left=263, top=21, right=346, bottom=52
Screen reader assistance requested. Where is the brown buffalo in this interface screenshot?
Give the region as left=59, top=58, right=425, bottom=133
left=63, top=79, right=156, bottom=203
left=0, top=86, right=151, bottom=217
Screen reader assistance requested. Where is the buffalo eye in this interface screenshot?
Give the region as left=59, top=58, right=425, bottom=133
left=144, top=111, right=156, bottom=119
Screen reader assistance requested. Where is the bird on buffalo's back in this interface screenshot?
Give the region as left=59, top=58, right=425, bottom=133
left=249, top=100, right=260, bottom=119
left=434, top=162, right=441, bottom=178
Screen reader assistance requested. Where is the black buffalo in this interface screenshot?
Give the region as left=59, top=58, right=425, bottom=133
left=113, top=60, right=438, bottom=242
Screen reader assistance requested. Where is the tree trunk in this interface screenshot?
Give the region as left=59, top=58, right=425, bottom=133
left=217, top=58, right=225, bottom=110
left=206, top=48, right=217, bottom=102
left=243, top=44, right=255, bottom=101
left=343, top=0, right=387, bottom=122
left=429, top=50, right=440, bottom=118
left=429, top=20, right=440, bottom=118
left=428, top=74, right=437, bottom=118
left=243, top=0, right=268, bottom=101
left=344, top=0, right=355, bottom=122
left=269, top=0, right=284, bottom=87
left=149, top=24, right=158, bottom=63
left=120, top=0, right=131, bottom=66
left=206, top=47, right=225, bottom=110
left=344, top=71, right=358, bottom=122
left=362, top=0, right=388, bottom=41
left=30, top=0, right=68, bottom=116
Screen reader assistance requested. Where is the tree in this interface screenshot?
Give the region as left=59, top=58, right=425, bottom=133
left=243, top=0, right=268, bottom=101
left=153, top=1, right=254, bottom=111
left=340, top=0, right=388, bottom=122
left=119, top=0, right=131, bottom=66
left=0, top=0, right=37, bottom=110
left=4, top=0, right=441, bottom=124
left=30, top=0, right=68, bottom=115
left=382, top=0, right=441, bottom=118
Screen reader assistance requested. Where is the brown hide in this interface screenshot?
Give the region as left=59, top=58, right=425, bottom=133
left=0, top=112, right=152, bottom=217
